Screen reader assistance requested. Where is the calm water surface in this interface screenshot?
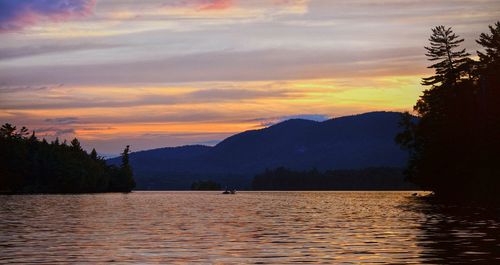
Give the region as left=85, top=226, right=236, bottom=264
left=1, top=191, right=499, bottom=264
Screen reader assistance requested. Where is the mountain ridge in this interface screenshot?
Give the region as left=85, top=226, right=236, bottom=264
left=108, top=111, right=411, bottom=189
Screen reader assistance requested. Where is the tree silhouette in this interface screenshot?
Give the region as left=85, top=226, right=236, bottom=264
left=421, top=25, right=471, bottom=87
left=70, top=138, right=82, bottom=151
left=191, top=180, right=221, bottom=190
left=397, top=22, right=500, bottom=202
left=121, top=145, right=130, bottom=168
left=120, top=145, right=136, bottom=191
left=0, top=124, right=135, bottom=194
left=109, top=145, right=136, bottom=192
left=28, top=131, right=37, bottom=142
left=90, top=148, right=98, bottom=161
left=0, top=123, right=16, bottom=138
left=252, top=167, right=412, bottom=190
left=477, top=21, right=500, bottom=70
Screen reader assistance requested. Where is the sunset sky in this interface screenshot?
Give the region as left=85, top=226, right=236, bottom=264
left=1, top=0, right=499, bottom=156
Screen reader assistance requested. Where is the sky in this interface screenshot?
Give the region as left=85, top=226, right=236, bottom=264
left=0, top=0, right=499, bottom=156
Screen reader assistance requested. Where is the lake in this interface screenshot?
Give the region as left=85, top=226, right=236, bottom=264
left=1, top=191, right=499, bottom=264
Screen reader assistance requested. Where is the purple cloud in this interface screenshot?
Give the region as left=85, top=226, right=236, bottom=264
left=0, top=0, right=96, bottom=32
left=45, top=117, right=79, bottom=125
left=35, top=126, right=75, bottom=137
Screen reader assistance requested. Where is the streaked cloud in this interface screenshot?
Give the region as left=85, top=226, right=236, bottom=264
left=0, top=43, right=119, bottom=60
left=0, top=0, right=498, bottom=153
left=45, top=117, right=79, bottom=125
left=34, top=127, right=75, bottom=137
left=196, top=0, right=233, bottom=11
left=0, top=47, right=427, bottom=86
left=0, top=0, right=96, bottom=32
left=0, top=77, right=422, bottom=152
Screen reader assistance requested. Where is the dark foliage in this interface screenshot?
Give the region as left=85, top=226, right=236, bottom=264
left=252, top=167, right=415, bottom=190
left=191, top=180, right=221, bottom=190
left=0, top=124, right=135, bottom=194
left=397, top=22, right=500, bottom=202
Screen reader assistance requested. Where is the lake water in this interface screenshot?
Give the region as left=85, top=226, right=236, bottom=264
left=1, top=191, right=499, bottom=264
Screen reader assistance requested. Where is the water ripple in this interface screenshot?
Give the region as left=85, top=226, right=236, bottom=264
left=0, top=192, right=499, bottom=264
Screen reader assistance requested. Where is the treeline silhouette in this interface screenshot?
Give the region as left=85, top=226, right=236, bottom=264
left=252, top=167, right=415, bottom=190
left=191, top=180, right=221, bottom=190
left=397, top=22, right=500, bottom=202
left=0, top=124, right=135, bottom=194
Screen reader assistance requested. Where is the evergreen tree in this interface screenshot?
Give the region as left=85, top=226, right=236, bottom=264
left=0, top=123, right=135, bottom=194
left=119, top=145, right=136, bottom=191
left=477, top=21, right=500, bottom=71
left=109, top=145, right=135, bottom=192
left=476, top=22, right=500, bottom=200
left=70, top=138, right=82, bottom=151
left=421, top=26, right=471, bottom=87
left=0, top=123, right=16, bottom=138
left=121, top=145, right=130, bottom=168
left=17, top=127, right=29, bottom=139
left=90, top=148, right=98, bottom=161
left=397, top=23, right=500, bottom=202
left=29, top=131, right=37, bottom=142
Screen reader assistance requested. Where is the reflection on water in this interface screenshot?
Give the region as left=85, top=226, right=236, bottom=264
left=404, top=198, right=500, bottom=264
left=0, top=192, right=499, bottom=264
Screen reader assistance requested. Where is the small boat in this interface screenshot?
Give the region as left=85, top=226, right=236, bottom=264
left=222, top=188, right=236, bottom=194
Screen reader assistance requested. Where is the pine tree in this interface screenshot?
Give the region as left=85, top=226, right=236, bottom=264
left=477, top=21, right=500, bottom=71
left=109, top=145, right=135, bottom=192
left=0, top=123, right=16, bottom=138
left=121, top=145, right=130, bottom=168
left=17, top=127, right=29, bottom=139
left=90, top=148, right=98, bottom=161
left=0, top=123, right=136, bottom=194
left=29, top=131, right=37, bottom=142
left=70, top=138, right=82, bottom=151
left=421, top=26, right=471, bottom=87
left=475, top=22, right=500, bottom=196
left=121, top=145, right=135, bottom=191
left=397, top=23, right=500, bottom=202
left=476, top=22, right=500, bottom=121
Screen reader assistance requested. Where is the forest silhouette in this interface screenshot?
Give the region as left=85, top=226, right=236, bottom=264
left=252, top=167, right=414, bottom=190
left=396, top=22, right=500, bottom=202
left=0, top=124, right=135, bottom=194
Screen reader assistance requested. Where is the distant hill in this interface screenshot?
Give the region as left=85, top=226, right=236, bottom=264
left=108, top=111, right=411, bottom=190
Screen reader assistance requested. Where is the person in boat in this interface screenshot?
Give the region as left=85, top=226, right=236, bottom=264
left=222, top=187, right=236, bottom=194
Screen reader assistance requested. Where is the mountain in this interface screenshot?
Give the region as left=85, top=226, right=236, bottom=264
left=108, top=111, right=411, bottom=190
